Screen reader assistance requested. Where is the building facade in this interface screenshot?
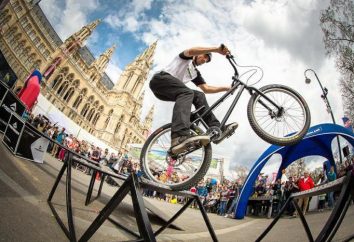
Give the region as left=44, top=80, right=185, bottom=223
left=0, top=0, right=155, bottom=151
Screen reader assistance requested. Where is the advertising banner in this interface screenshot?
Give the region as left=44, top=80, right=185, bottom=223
left=0, top=90, right=26, bottom=132
left=2, top=113, right=25, bottom=153
left=16, top=124, right=49, bottom=164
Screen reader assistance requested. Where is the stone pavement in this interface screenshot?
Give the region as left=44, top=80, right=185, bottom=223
left=0, top=140, right=353, bottom=242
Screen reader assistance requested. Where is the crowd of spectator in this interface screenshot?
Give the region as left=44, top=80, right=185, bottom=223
left=248, top=157, right=354, bottom=218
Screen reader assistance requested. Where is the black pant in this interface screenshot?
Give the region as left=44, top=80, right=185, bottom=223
left=150, top=72, right=220, bottom=138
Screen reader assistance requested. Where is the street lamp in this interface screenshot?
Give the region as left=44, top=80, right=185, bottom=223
left=304, top=69, right=343, bottom=164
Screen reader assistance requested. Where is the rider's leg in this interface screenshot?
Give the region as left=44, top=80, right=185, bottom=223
left=192, top=90, right=220, bottom=127
left=150, top=72, right=194, bottom=137
left=150, top=72, right=209, bottom=153
left=192, top=90, right=238, bottom=141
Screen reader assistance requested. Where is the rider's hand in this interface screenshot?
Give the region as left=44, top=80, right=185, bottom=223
left=217, top=44, right=230, bottom=56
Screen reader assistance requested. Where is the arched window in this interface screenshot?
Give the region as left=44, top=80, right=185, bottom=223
left=57, top=80, right=69, bottom=96
left=32, top=59, right=42, bottom=70
left=13, top=39, right=24, bottom=53
left=114, top=115, right=124, bottom=133
left=52, top=75, right=63, bottom=90
left=5, top=27, right=18, bottom=42
left=103, top=109, right=113, bottom=129
left=81, top=96, right=94, bottom=117
left=18, top=46, right=29, bottom=60
left=92, top=105, right=103, bottom=126
left=24, top=53, right=36, bottom=69
left=73, top=88, right=86, bottom=109
left=63, top=87, right=74, bottom=102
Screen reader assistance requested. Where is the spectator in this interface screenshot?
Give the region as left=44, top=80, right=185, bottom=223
left=51, top=128, right=65, bottom=158
left=294, top=171, right=314, bottom=216
left=196, top=180, right=208, bottom=205
left=317, top=173, right=327, bottom=212
left=218, top=185, right=229, bottom=216
left=326, top=165, right=337, bottom=208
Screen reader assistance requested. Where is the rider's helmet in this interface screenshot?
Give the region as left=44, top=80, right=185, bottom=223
left=205, top=53, right=212, bottom=63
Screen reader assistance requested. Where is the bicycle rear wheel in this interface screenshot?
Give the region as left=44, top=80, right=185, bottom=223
left=247, top=84, right=311, bottom=146
left=140, top=123, right=212, bottom=191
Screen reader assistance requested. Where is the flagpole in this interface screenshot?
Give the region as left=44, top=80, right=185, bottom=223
left=304, top=69, right=343, bottom=164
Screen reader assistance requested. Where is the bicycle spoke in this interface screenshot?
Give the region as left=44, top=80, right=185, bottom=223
left=253, top=87, right=308, bottom=141
left=143, top=127, right=206, bottom=188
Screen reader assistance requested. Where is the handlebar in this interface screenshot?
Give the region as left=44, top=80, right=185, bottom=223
left=220, top=44, right=264, bottom=87
left=220, top=43, right=239, bottom=80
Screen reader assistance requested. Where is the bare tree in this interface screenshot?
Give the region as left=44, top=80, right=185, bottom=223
left=320, top=0, right=354, bottom=121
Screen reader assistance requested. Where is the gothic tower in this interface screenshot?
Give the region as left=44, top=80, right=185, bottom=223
left=88, top=44, right=116, bottom=83
left=113, top=41, right=157, bottom=98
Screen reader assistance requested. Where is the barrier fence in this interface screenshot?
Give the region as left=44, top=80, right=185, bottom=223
left=256, top=171, right=354, bottom=242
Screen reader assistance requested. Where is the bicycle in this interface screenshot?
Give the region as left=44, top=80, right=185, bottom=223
left=140, top=49, right=311, bottom=191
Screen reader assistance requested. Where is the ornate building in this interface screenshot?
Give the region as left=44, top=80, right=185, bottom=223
left=0, top=0, right=155, bottom=151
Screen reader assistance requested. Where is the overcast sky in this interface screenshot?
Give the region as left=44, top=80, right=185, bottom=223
left=39, top=0, right=345, bottom=174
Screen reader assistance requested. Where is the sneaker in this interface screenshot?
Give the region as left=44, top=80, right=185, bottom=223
left=171, top=135, right=210, bottom=154
left=214, top=122, right=238, bottom=144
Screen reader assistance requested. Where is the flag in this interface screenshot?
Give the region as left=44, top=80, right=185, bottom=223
left=342, top=117, right=353, bottom=131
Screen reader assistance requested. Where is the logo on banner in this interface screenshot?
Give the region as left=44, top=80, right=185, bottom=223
left=10, top=102, right=16, bottom=111
left=12, top=122, right=17, bottom=130
left=9, top=122, right=20, bottom=135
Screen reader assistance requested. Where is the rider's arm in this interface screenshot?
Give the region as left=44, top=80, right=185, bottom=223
left=198, top=83, right=231, bottom=94
left=183, top=45, right=229, bottom=57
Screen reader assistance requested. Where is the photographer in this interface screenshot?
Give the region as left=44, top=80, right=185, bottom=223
left=284, top=176, right=299, bottom=215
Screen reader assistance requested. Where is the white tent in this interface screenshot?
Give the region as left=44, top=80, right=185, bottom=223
left=33, top=94, right=118, bottom=154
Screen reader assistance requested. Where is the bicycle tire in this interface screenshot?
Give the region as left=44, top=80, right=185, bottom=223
left=247, top=84, right=311, bottom=146
left=140, top=123, right=212, bottom=191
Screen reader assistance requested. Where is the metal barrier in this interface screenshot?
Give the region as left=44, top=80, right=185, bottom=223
left=48, top=154, right=218, bottom=242
left=256, top=170, right=354, bottom=242
left=0, top=108, right=218, bottom=241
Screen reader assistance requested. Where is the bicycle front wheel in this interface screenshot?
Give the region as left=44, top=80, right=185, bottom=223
left=140, top=123, right=212, bottom=191
left=247, top=84, right=311, bottom=146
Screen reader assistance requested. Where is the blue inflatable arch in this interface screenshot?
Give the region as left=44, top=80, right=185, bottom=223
left=235, top=123, right=354, bottom=219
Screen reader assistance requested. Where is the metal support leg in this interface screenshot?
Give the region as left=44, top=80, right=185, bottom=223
left=327, top=194, right=352, bottom=242
left=97, top=174, right=106, bottom=198
left=292, top=200, right=313, bottom=242
left=154, top=197, right=195, bottom=236
left=47, top=161, right=68, bottom=202
left=256, top=197, right=292, bottom=242
left=66, top=153, right=76, bottom=241
left=85, top=170, right=97, bottom=206
left=130, top=174, right=156, bottom=242
left=315, top=174, right=353, bottom=242
left=196, top=197, right=218, bottom=242
left=79, top=175, right=132, bottom=242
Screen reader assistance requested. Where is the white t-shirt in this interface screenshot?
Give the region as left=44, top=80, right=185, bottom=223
left=162, top=52, right=206, bottom=86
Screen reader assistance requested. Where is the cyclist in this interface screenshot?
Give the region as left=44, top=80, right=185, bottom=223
left=149, top=44, right=238, bottom=154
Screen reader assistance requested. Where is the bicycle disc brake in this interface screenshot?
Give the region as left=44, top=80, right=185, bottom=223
left=207, top=126, right=222, bottom=142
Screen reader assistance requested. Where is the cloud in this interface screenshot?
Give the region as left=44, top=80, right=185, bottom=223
left=134, top=0, right=344, bottom=170
left=40, top=0, right=100, bottom=40
left=104, top=0, right=153, bottom=33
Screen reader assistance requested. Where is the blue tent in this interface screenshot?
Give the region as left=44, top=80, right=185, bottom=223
left=235, top=123, right=354, bottom=219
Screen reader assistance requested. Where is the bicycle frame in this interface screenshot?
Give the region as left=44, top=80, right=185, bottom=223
left=191, top=56, right=282, bottom=132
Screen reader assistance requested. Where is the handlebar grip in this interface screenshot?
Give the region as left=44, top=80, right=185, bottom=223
left=220, top=43, right=233, bottom=59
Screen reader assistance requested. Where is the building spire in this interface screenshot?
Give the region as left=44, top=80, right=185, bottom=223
left=113, top=41, right=157, bottom=98
left=144, top=105, right=154, bottom=127
left=90, top=44, right=116, bottom=73
left=65, top=19, right=101, bottom=47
